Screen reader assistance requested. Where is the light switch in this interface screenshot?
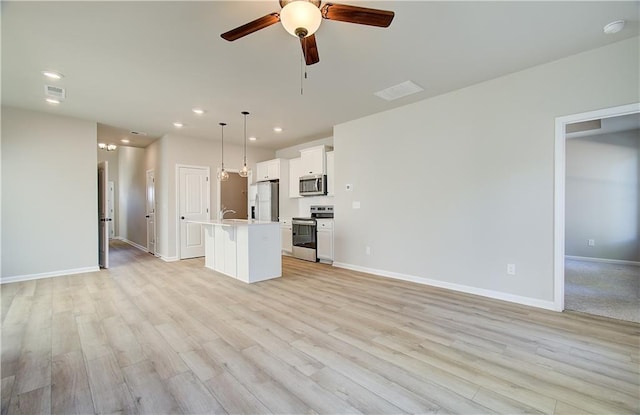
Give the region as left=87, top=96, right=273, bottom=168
left=352, top=201, right=361, bottom=209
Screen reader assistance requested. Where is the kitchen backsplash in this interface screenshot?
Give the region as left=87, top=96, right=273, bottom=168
left=298, top=195, right=334, bottom=217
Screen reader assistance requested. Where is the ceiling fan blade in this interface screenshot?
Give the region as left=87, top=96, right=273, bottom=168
left=321, top=3, right=394, bottom=27
left=300, top=34, right=320, bottom=65
left=221, top=13, right=280, bottom=41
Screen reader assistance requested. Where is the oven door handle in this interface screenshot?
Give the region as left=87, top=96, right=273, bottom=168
left=293, top=219, right=316, bottom=225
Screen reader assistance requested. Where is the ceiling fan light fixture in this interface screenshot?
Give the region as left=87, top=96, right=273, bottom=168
left=280, top=1, right=322, bottom=38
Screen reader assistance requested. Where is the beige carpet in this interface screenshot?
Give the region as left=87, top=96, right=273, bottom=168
left=565, top=259, right=639, bottom=323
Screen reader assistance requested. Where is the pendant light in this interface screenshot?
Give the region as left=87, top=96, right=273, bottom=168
left=217, top=122, right=229, bottom=181
left=238, top=111, right=251, bottom=178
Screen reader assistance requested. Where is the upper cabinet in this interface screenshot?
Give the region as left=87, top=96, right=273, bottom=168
left=326, top=151, right=334, bottom=196
left=255, top=158, right=284, bottom=182
left=289, top=157, right=301, bottom=198
left=299, top=145, right=327, bottom=176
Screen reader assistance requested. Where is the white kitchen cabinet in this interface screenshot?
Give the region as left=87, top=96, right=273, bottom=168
left=288, top=157, right=301, bottom=198
left=213, top=225, right=237, bottom=276
left=198, top=220, right=281, bottom=283
left=299, top=146, right=327, bottom=176
left=255, top=158, right=283, bottom=182
left=326, top=151, right=334, bottom=196
left=316, top=219, right=334, bottom=263
left=280, top=219, right=292, bottom=254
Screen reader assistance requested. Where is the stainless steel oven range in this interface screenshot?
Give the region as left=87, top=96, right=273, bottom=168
left=292, top=205, right=333, bottom=262
left=292, top=217, right=317, bottom=262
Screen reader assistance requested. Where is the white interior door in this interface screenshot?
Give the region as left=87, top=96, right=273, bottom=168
left=98, top=161, right=110, bottom=268
left=108, top=181, right=115, bottom=239
left=146, top=170, right=156, bottom=255
left=178, top=166, right=210, bottom=259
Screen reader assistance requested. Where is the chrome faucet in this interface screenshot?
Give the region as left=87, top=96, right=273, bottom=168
left=220, top=208, right=236, bottom=219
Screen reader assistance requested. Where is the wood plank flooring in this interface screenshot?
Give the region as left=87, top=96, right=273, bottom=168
left=1, top=240, right=638, bottom=414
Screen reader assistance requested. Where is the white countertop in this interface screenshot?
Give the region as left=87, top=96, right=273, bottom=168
left=187, top=219, right=279, bottom=227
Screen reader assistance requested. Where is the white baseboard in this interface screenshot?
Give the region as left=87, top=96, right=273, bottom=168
left=1, top=266, right=100, bottom=284
left=565, top=255, right=640, bottom=267
left=161, top=256, right=179, bottom=262
left=115, top=237, right=147, bottom=252
left=332, top=262, right=557, bottom=311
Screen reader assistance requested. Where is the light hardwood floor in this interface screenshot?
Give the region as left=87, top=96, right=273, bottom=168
left=2, top=240, right=639, bottom=414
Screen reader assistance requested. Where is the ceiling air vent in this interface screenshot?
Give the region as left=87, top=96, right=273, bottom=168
left=565, top=119, right=601, bottom=134
left=44, top=84, right=66, bottom=99
left=130, top=131, right=147, bottom=136
left=374, top=80, right=423, bottom=101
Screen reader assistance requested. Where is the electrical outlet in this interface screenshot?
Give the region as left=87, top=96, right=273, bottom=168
left=588, top=239, right=595, bottom=247
left=507, top=264, right=516, bottom=275
left=365, top=246, right=371, bottom=255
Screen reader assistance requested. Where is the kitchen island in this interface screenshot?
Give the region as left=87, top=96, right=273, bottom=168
left=188, top=219, right=281, bottom=283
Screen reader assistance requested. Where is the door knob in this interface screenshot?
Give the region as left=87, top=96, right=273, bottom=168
left=181, top=216, right=185, bottom=220
left=146, top=215, right=150, bottom=218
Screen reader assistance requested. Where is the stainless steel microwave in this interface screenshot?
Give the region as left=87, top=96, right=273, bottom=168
left=299, top=174, right=327, bottom=196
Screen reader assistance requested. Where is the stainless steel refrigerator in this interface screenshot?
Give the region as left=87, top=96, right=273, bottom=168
left=254, top=181, right=279, bottom=222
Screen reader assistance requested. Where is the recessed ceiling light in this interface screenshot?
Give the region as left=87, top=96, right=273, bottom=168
left=192, top=108, right=205, bottom=115
left=273, top=127, right=283, bottom=133
left=249, top=136, right=257, bottom=141
left=121, top=139, right=130, bottom=143
left=603, top=20, right=625, bottom=34
left=42, top=70, right=64, bottom=80
left=173, top=122, right=184, bottom=128
left=45, top=98, right=60, bottom=104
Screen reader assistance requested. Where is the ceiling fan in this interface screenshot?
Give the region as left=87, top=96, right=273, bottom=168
left=221, top=0, right=395, bottom=65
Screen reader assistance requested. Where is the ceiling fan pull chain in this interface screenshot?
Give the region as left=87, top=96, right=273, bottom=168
left=300, top=53, right=304, bottom=95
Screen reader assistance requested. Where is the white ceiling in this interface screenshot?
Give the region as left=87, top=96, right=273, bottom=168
left=2, top=1, right=638, bottom=150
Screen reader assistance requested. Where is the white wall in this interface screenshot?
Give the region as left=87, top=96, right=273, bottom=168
left=566, top=129, right=639, bottom=262
left=157, top=134, right=274, bottom=260
left=118, top=146, right=147, bottom=248
left=1, top=107, right=98, bottom=280
left=333, top=37, right=639, bottom=307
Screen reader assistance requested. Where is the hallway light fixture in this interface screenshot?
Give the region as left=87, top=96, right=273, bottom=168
left=239, top=111, right=251, bottom=178
left=42, top=70, right=64, bottom=80
left=98, top=143, right=117, bottom=151
left=603, top=20, right=625, bottom=34
left=218, top=122, right=229, bottom=182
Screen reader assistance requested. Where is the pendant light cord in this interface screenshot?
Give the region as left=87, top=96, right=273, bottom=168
left=219, top=122, right=226, bottom=170
left=239, top=111, right=250, bottom=178
left=221, top=125, right=224, bottom=170
left=242, top=111, right=248, bottom=165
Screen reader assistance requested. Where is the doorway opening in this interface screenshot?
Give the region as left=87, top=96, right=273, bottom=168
left=554, top=103, right=639, bottom=322
left=218, top=171, right=249, bottom=219
left=98, top=161, right=110, bottom=269
left=146, top=169, right=156, bottom=256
